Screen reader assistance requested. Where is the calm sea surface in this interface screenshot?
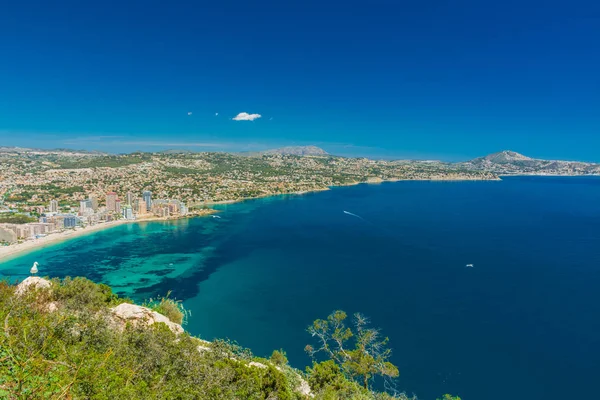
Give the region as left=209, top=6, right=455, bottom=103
left=2, top=177, right=600, bottom=399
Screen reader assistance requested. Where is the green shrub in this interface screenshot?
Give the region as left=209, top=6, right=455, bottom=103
left=50, top=276, right=124, bottom=310
left=143, top=291, right=188, bottom=325
left=0, top=277, right=460, bottom=400
left=0, top=278, right=300, bottom=399
left=306, top=311, right=399, bottom=391
left=0, top=212, right=37, bottom=224
left=307, top=360, right=369, bottom=398
left=270, top=349, right=289, bottom=366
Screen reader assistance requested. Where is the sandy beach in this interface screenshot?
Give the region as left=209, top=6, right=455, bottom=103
left=0, top=209, right=219, bottom=263
left=0, top=219, right=134, bottom=262
left=0, top=177, right=494, bottom=264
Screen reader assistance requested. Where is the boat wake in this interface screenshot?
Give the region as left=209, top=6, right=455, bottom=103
left=342, top=210, right=395, bottom=237
left=343, top=210, right=365, bottom=220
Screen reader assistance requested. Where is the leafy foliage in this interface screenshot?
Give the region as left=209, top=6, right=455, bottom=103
left=270, top=349, right=289, bottom=366
left=0, top=212, right=37, bottom=224
left=0, top=278, right=461, bottom=400
left=306, top=310, right=399, bottom=391
left=143, top=291, right=188, bottom=325
left=0, top=277, right=301, bottom=399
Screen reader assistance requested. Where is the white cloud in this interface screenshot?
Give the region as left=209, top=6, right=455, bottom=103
left=232, top=112, right=261, bottom=121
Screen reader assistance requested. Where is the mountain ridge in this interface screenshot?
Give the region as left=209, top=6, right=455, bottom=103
left=2, top=145, right=599, bottom=175
left=462, top=150, right=600, bottom=175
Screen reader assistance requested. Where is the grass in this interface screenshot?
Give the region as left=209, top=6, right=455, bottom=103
left=0, top=212, right=38, bottom=224
left=0, top=276, right=460, bottom=399
left=143, top=291, right=188, bottom=325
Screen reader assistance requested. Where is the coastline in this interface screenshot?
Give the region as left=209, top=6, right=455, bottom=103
left=0, top=219, right=132, bottom=263
left=195, top=187, right=332, bottom=207
left=193, top=176, right=502, bottom=210
left=497, top=173, right=600, bottom=177
left=6, top=173, right=588, bottom=263
left=0, top=209, right=218, bottom=263
left=0, top=177, right=499, bottom=263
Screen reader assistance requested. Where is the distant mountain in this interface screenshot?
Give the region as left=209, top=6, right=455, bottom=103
left=460, top=150, right=600, bottom=175
left=480, top=150, right=532, bottom=163
left=242, top=145, right=329, bottom=157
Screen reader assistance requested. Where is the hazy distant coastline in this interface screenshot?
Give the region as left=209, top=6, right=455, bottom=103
left=1, top=146, right=598, bottom=263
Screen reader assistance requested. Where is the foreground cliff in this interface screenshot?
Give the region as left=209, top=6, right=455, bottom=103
left=0, top=277, right=458, bottom=400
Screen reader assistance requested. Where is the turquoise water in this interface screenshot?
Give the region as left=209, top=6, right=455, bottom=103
left=2, top=177, right=600, bottom=399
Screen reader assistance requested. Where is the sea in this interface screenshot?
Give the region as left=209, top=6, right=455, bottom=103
left=1, top=176, right=599, bottom=400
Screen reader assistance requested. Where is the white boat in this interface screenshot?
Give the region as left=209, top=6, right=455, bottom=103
left=466, top=264, right=474, bottom=268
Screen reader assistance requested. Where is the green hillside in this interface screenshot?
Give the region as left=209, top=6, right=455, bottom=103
left=0, top=277, right=459, bottom=400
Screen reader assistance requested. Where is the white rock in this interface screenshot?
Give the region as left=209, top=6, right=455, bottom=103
left=45, top=302, right=59, bottom=312
left=197, top=344, right=211, bottom=353
left=109, top=303, right=184, bottom=335
left=196, top=338, right=212, bottom=353
left=274, top=366, right=313, bottom=397
left=295, top=376, right=313, bottom=397
left=248, top=361, right=268, bottom=369
left=15, top=277, right=52, bottom=296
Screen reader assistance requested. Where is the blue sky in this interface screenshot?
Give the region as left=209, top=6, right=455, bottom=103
left=1, top=0, right=599, bottom=161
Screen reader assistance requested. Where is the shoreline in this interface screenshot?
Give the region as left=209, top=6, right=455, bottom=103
left=199, top=175, right=501, bottom=206
left=0, top=219, right=133, bottom=263
left=0, top=176, right=502, bottom=263
left=0, top=209, right=218, bottom=263
left=497, top=173, right=600, bottom=177
left=0, top=177, right=501, bottom=263
left=193, top=187, right=332, bottom=207
left=4, top=173, right=592, bottom=263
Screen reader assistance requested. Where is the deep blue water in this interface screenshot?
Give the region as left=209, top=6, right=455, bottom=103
left=2, top=177, right=600, bottom=400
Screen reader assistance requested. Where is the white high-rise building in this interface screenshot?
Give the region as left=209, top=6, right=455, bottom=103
left=49, top=200, right=59, bottom=213
left=79, top=199, right=94, bottom=217
left=79, top=200, right=88, bottom=214
left=122, top=205, right=134, bottom=220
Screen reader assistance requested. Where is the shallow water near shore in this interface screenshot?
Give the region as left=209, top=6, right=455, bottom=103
left=2, top=177, right=600, bottom=399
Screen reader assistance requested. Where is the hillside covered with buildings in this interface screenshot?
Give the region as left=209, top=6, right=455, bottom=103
left=0, top=147, right=496, bottom=244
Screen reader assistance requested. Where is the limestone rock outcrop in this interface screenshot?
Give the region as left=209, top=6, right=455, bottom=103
left=109, top=303, right=184, bottom=335
left=15, top=277, right=52, bottom=296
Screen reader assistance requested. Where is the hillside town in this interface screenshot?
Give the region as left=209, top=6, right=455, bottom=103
left=0, top=147, right=498, bottom=246
left=0, top=189, right=189, bottom=244
left=0, top=148, right=496, bottom=203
